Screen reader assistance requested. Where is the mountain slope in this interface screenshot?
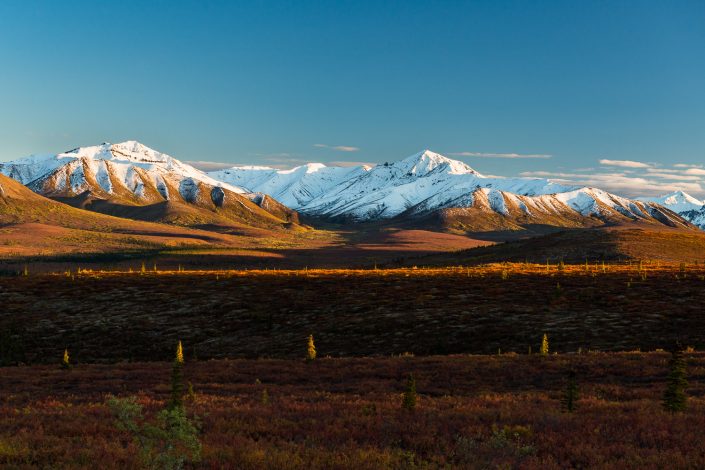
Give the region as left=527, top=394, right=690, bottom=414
left=0, top=173, right=266, bottom=257
left=0, top=141, right=301, bottom=231
left=409, top=224, right=705, bottom=265
left=211, top=150, right=693, bottom=233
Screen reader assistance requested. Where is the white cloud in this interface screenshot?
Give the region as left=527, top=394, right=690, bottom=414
left=314, top=144, right=360, bottom=152
left=684, top=168, right=705, bottom=176
left=327, top=161, right=374, bottom=168
left=598, top=159, right=652, bottom=169
left=674, top=163, right=703, bottom=168
left=644, top=172, right=702, bottom=181
left=449, top=151, right=551, bottom=159
left=186, top=161, right=235, bottom=171
left=519, top=170, right=703, bottom=197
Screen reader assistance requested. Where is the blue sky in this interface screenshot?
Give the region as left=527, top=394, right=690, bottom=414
left=0, top=0, right=703, bottom=196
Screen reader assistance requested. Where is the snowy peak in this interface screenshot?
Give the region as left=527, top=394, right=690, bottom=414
left=64, top=141, right=188, bottom=171
left=395, top=150, right=480, bottom=177
left=0, top=141, right=246, bottom=204
left=639, top=191, right=704, bottom=214
left=208, top=149, right=690, bottom=230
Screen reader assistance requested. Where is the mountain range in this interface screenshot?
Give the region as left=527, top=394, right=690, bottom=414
left=211, top=149, right=691, bottom=235
left=1, top=141, right=704, bottom=264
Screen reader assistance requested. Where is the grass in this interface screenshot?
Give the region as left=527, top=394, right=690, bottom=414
left=1, top=353, right=705, bottom=468
left=1, top=263, right=704, bottom=468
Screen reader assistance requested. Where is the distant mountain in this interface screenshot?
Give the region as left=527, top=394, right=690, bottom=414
left=638, top=191, right=705, bottom=229
left=638, top=191, right=704, bottom=213
left=0, top=141, right=300, bottom=230
left=211, top=150, right=692, bottom=234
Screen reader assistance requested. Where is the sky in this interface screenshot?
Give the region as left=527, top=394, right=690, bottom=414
left=0, top=0, right=703, bottom=197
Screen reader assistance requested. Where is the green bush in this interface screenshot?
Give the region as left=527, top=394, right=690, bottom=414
left=107, top=396, right=201, bottom=470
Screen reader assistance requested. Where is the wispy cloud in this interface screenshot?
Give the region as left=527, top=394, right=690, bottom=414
left=519, top=170, right=703, bottom=197
left=598, top=159, right=652, bottom=169
left=674, top=163, right=703, bottom=169
left=449, top=151, right=552, bottom=159
left=314, top=143, right=360, bottom=152
left=328, top=161, right=374, bottom=168
left=186, top=161, right=235, bottom=172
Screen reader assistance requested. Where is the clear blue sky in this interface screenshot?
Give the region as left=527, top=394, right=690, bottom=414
left=0, top=1, right=703, bottom=195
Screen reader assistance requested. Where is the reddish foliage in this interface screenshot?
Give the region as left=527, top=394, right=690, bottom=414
left=1, top=353, right=705, bottom=468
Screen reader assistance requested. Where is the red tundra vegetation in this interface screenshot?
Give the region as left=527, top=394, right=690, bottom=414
left=0, top=263, right=704, bottom=468
left=1, top=353, right=705, bottom=468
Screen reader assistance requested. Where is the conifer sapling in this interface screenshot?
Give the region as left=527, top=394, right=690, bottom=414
left=169, top=340, right=185, bottom=410
left=562, top=369, right=578, bottom=412
left=61, top=348, right=71, bottom=370
left=402, top=373, right=417, bottom=411
left=306, top=334, right=316, bottom=361
left=540, top=333, right=549, bottom=356
left=663, top=344, right=688, bottom=412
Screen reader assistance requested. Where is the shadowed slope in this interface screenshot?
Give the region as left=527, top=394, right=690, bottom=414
left=411, top=223, right=705, bottom=264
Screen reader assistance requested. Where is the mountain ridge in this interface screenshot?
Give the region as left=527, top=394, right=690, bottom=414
left=0, top=141, right=302, bottom=231
left=211, top=150, right=693, bottom=234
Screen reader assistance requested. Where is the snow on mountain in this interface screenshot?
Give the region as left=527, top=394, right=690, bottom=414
left=211, top=149, right=678, bottom=228
left=0, top=141, right=246, bottom=204
left=638, top=191, right=704, bottom=214
left=210, top=162, right=368, bottom=209
left=637, top=191, right=705, bottom=229
left=213, top=150, right=571, bottom=219
left=0, top=141, right=308, bottom=230
left=683, top=208, right=705, bottom=229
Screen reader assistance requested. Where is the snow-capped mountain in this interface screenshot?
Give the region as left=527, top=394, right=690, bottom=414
left=638, top=191, right=705, bottom=229
left=0, top=141, right=300, bottom=229
left=638, top=191, right=704, bottom=214
left=211, top=150, right=689, bottom=231
left=210, top=163, right=369, bottom=209
left=0, top=141, right=246, bottom=203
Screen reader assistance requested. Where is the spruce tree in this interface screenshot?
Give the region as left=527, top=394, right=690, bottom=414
left=561, top=369, right=578, bottom=412
left=61, top=348, right=71, bottom=370
left=540, top=333, right=549, bottom=356
left=306, top=334, right=316, bottom=362
left=663, top=345, right=688, bottom=412
left=401, top=373, right=417, bottom=411
left=169, top=341, right=185, bottom=410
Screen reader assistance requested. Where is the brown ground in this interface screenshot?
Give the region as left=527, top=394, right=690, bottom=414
left=412, top=223, right=705, bottom=265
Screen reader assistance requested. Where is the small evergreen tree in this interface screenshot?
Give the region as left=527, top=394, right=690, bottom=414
left=306, top=334, right=316, bottom=362
left=401, top=373, right=417, bottom=411
left=561, top=369, right=578, bottom=412
left=663, top=345, right=688, bottom=412
left=169, top=341, right=185, bottom=410
left=540, top=333, right=549, bottom=356
left=61, top=348, right=71, bottom=370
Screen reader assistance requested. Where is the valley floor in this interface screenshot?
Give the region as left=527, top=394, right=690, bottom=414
left=1, top=353, right=704, bottom=469
left=0, top=264, right=704, bottom=365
